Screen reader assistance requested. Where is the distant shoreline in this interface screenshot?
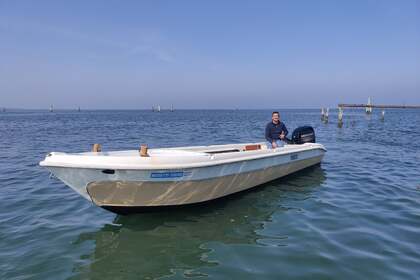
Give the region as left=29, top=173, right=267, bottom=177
left=1, top=107, right=419, bottom=111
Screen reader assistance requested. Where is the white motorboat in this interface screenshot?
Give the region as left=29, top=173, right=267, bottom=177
left=40, top=127, right=326, bottom=214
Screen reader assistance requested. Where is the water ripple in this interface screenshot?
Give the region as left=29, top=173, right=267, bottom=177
left=1, top=109, right=419, bottom=279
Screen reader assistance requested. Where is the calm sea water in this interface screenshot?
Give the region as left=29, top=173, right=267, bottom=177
left=0, top=109, right=419, bottom=279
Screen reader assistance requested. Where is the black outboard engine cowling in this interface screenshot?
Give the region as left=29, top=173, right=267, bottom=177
left=291, top=126, right=316, bottom=144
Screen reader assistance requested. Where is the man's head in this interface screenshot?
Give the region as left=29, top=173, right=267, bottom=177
left=272, top=111, right=280, bottom=124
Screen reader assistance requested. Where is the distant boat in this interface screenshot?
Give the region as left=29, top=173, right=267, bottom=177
left=49, top=105, right=54, bottom=112
left=170, top=104, right=174, bottom=112
left=157, top=105, right=161, bottom=112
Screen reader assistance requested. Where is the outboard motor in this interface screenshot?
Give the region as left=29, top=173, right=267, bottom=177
left=290, top=126, right=316, bottom=144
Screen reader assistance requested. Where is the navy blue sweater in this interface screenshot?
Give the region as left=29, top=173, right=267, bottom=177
left=265, top=121, right=288, bottom=142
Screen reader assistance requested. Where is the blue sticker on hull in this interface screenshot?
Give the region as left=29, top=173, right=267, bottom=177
left=150, top=171, right=184, bottom=178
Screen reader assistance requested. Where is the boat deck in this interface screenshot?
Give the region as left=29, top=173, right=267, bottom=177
left=41, top=142, right=326, bottom=170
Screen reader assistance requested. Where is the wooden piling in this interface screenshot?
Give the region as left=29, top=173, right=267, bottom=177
left=338, top=107, right=343, bottom=121
left=323, top=108, right=329, bottom=123
left=366, top=97, right=373, bottom=114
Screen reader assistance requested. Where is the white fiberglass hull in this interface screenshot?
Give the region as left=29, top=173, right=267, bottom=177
left=40, top=142, right=326, bottom=213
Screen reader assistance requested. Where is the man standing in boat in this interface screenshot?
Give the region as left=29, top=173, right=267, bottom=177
left=265, top=111, right=288, bottom=148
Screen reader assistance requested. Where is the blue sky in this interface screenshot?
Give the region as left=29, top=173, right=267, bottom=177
left=0, top=0, right=419, bottom=109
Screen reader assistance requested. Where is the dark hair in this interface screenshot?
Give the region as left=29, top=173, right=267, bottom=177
left=272, top=111, right=279, bottom=116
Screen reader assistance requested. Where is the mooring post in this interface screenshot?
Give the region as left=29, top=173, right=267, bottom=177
left=323, top=108, right=329, bottom=123
left=366, top=97, right=373, bottom=114
left=338, top=106, right=343, bottom=127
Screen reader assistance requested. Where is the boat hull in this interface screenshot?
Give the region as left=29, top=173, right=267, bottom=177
left=87, top=155, right=323, bottom=212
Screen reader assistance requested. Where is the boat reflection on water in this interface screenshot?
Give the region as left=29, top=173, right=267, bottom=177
left=72, top=165, right=326, bottom=279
